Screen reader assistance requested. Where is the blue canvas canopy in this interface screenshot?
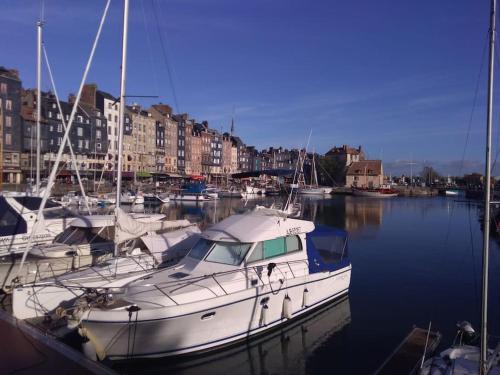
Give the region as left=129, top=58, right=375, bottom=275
left=306, top=225, right=350, bottom=274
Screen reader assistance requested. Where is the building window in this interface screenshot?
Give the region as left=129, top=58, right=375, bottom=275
left=5, top=133, right=12, bottom=145
left=0, top=83, right=7, bottom=93
left=5, top=99, right=12, bottom=110
left=114, top=115, right=118, bottom=123
left=96, top=130, right=102, bottom=140
left=96, top=119, right=101, bottom=127
left=50, top=139, right=54, bottom=145
left=77, top=127, right=83, bottom=136
left=57, top=137, right=62, bottom=145
left=77, top=115, right=83, bottom=122
left=48, top=111, right=52, bottom=118
left=5, top=115, right=11, bottom=127
left=78, top=139, right=83, bottom=149
left=66, top=114, right=69, bottom=121
left=108, top=114, right=112, bottom=121
left=57, top=123, right=62, bottom=132
left=52, top=103, right=56, bottom=109
left=56, top=113, right=61, bottom=120
left=108, top=102, right=112, bottom=109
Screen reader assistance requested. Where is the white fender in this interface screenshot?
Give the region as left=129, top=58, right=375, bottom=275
left=283, top=294, right=292, bottom=319
left=302, top=288, right=309, bottom=308
left=260, top=304, right=268, bottom=326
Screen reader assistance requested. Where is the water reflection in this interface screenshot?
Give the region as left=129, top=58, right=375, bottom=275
left=113, top=296, right=351, bottom=375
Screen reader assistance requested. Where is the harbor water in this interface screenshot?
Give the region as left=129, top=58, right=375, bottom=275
left=4, top=195, right=500, bottom=374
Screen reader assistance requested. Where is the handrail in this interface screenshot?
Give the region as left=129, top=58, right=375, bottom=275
left=153, top=259, right=310, bottom=295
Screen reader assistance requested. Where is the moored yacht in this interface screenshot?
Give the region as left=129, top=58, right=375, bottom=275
left=12, top=209, right=201, bottom=320
left=28, top=212, right=165, bottom=259
left=72, top=207, right=351, bottom=360
left=0, top=195, right=75, bottom=257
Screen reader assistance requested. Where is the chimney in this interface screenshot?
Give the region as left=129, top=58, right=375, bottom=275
left=68, top=93, right=76, bottom=104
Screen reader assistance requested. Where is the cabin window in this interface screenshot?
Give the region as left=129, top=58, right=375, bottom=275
left=205, top=242, right=252, bottom=266
left=264, top=237, right=286, bottom=258
left=188, top=238, right=214, bottom=260
left=247, top=235, right=302, bottom=263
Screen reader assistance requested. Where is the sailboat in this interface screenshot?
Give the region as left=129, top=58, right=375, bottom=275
left=11, top=0, right=200, bottom=319
left=420, top=1, right=500, bottom=373
left=299, top=152, right=333, bottom=195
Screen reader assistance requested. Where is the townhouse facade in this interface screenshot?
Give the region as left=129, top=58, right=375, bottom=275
left=1, top=68, right=381, bottom=186
left=1, top=67, right=22, bottom=184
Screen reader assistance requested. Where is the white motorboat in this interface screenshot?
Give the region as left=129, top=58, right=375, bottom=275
left=144, top=193, right=170, bottom=205
left=202, top=188, right=220, bottom=200
left=218, top=187, right=243, bottom=198
left=121, top=192, right=144, bottom=205
left=0, top=195, right=75, bottom=257
left=169, top=182, right=208, bottom=202
left=58, top=191, right=99, bottom=207
left=245, top=185, right=265, bottom=195
left=72, top=207, right=351, bottom=360
left=445, top=189, right=460, bottom=196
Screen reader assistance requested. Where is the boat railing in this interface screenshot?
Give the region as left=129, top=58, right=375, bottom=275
left=150, top=259, right=311, bottom=297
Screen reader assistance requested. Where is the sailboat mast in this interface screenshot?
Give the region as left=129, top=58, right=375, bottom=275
left=480, top=0, right=496, bottom=373
left=114, top=0, right=129, bottom=257
left=35, top=17, right=43, bottom=194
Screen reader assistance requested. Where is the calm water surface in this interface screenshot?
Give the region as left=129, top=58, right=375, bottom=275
left=86, top=196, right=500, bottom=373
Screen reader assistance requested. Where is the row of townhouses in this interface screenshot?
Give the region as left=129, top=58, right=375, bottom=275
left=1, top=66, right=383, bottom=187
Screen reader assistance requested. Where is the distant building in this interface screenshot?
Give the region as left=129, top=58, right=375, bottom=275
left=130, top=105, right=156, bottom=176
left=221, top=133, right=232, bottom=174
left=346, top=160, right=383, bottom=188
left=149, top=104, right=177, bottom=174
left=326, top=145, right=364, bottom=167
left=1, top=67, right=22, bottom=184
left=173, top=114, right=188, bottom=174
left=209, top=126, right=222, bottom=175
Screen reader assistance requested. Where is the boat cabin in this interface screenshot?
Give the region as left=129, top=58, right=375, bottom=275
left=0, top=196, right=62, bottom=238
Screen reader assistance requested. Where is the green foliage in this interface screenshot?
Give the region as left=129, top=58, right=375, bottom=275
left=316, top=156, right=344, bottom=186
left=420, top=166, right=441, bottom=184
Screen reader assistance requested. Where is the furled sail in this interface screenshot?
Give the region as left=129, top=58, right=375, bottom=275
left=115, top=207, right=191, bottom=244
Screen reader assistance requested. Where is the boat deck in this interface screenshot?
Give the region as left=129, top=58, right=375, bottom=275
left=0, top=309, right=115, bottom=374
left=374, top=326, right=441, bottom=375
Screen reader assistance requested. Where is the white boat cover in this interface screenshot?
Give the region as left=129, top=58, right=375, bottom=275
left=201, top=208, right=314, bottom=243
left=140, top=225, right=201, bottom=263
left=115, top=208, right=191, bottom=244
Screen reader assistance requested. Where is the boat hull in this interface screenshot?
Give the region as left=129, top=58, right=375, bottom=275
left=300, top=187, right=333, bottom=195
left=79, top=265, right=351, bottom=359
left=0, top=219, right=69, bottom=257
left=352, top=189, right=398, bottom=198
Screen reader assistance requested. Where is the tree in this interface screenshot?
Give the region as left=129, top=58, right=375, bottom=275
left=420, top=166, right=441, bottom=185
left=316, top=156, right=344, bottom=186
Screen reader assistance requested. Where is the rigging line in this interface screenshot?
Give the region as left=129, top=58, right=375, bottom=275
left=490, top=40, right=500, bottom=172
left=151, top=0, right=180, bottom=113
left=442, top=31, right=488, bottom=248
left=459, top=31, right=489, bottom=177
left=140, top=0, right=160, bottom=99
left=468, top=202, right=480, bottom=318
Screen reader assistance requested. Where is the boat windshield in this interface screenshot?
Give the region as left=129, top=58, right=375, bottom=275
left=188, top=238, right=214, bottom=260
left=205, top=242, right=252, bottom=266
left=54, top=225, right=115, bottom=245
left=188, top=239, right=252, bottom=265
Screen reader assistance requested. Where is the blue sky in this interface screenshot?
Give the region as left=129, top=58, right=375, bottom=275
left=0, top=0, right=496, bottom=175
